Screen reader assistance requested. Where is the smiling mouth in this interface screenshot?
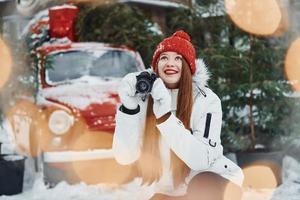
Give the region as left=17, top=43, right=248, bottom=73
left=164, top=69, right=178, bottom=75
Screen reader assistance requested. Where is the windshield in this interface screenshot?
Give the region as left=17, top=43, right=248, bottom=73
left=45, top=49, right=140, bottom=83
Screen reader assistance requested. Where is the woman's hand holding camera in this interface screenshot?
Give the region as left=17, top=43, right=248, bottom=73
left=118, top=71, right=172, bottom=118
left=118, top=73, right=139, bottom=110
left=151, top=78, right=171, bottom=119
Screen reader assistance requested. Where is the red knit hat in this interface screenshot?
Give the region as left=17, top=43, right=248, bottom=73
left=151, top=30, right=196, bottom=74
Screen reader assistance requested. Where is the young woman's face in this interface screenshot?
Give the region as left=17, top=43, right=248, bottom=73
left=157, top=51, right=183, bottom=89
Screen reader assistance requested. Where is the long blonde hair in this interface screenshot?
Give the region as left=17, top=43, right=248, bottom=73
left=137, top=59, right=193, bottom=187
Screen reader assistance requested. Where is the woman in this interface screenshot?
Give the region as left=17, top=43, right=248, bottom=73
left=113, top=30, right=244, bottom=200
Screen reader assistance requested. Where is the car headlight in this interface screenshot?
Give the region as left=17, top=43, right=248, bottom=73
left=48, top=110, right=74, bottom=135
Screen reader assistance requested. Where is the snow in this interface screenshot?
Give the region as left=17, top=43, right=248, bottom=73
left=0, top=143, right=15, bottom=155
left=195, top=0, right=226, bottom=18
left=39, top=78, right=120, bottom=110
left=20, top=9, right=49, bottom=38
left=119, top=0, right=186, bottom=8
left=39, top=37, right=71, bottom=47
left=148, top=23, right=163, bottom=35
left=0, top=176, right=295, bottom=200
left=49, top=4, right=77, bottom=10
left=282, top=156, right=300, bottom=182
left=286, top=91, right=300, bottom=98
left=271, top=180, right=300, bottom=200
left=0, top=124, right=8, bottom=144
left=6, top=114, right=31, bottom=153
left=0, top=175, right=154, bottom=200
left=0, top=119, right=17, bottom=155
left=1, top=155, right=24, bottom=162
left=0, top=154, right=299, bottom=200
left=270, top=156, right=300, bottom=200
left=2, top=116, right=300, bottom=199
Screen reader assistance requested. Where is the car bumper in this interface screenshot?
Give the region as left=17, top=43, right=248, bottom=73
left=42, top=149, right=135, bottom=186
left=43, top=149, right=114, bottom=163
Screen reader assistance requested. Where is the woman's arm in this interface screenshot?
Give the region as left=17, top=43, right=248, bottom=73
left=112, top=72, right=144, bottom=165
left=156, top=89, right=223, bottom=171
left=112, top=106, right=143, bottom=165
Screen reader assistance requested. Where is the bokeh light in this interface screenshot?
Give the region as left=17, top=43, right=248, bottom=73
left=71, top=131, right=135, bottom=184
left=223, top=181, right=243, bottom=200
left=271, top=3, right=289, bottom=37
left=242, top=165, right=278, bottom=189
left=285, top=38, right=300, bottom=91
left=225, top=0, right=282, bottom=35
left=70, top=130, right=113, bottom=150
left=0, top=37, right=12, bottom=89
left=71, top=158, right=135, bottom=185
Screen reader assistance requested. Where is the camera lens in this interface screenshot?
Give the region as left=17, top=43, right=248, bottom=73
left=136, top=79, right=150, bottom=93
left=136, top=71, right=157, bottom=95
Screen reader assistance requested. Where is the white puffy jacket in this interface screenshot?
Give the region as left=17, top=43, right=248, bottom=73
left=113, top=59, right=244, bottom=196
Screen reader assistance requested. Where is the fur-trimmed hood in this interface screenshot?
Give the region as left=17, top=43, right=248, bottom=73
left=192, top=59, right=210, bottom=98
left=192, top=58, right=210, bottom=90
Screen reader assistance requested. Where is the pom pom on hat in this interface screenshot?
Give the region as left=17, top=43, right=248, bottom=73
left=173, top=30, right=191, bottom=42
left=151, top=30, right=196, bottom=74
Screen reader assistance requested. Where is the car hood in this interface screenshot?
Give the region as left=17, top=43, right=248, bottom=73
left=38, top=77, right=121, bottom=110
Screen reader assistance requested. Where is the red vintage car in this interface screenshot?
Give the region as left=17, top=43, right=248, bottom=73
left=6, top=4, right=144, bottom=186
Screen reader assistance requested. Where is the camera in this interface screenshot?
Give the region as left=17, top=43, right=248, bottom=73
left=135, top=71, right=157, bottom=95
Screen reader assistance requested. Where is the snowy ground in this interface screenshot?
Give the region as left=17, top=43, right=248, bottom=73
left=0, top=156, right=299, bottom=200
left=0, top=179, right=299, bottom=200
left=1, top=124, right=300, bottom=200
left=0, top=175, right=279, bottom=200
